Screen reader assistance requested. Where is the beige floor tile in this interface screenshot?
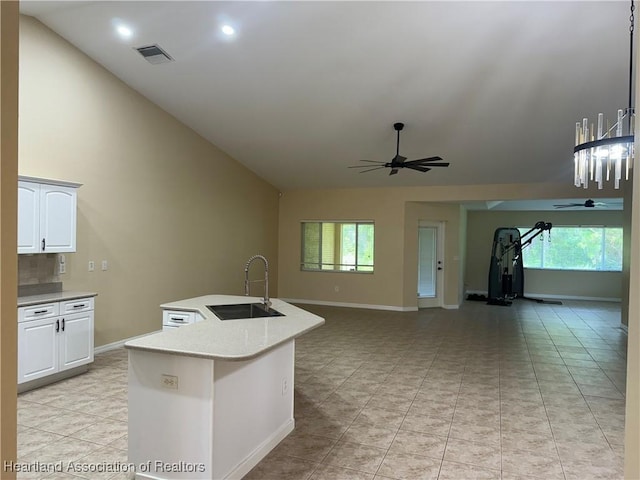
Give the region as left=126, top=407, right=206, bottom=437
left=501, top=446, right=564, bottom=480
left=16, top=302, right=628, bottom=480
left=342, top=419, right=398, bottom=449
left=244, top=453, right=318, bottom=480
left=70, top=419, right=128, bottom=446
left=388, top=430, right=446, bottom=460
left=376, top=451, right=440, bottom=480
left=443, top=437, right=501, bottom=471
left=437, top=460, right=500, bottom=480
left=274, top=432, right=336, bottom=462
left=323, top=441, right=386, bottom=474
left=355, top=406, right=405, bottom=430
left=400, top=412, right=451, bottom=437
left=20, top=436, right=102, bottom=466
left=309, top=464, right=374, bottom=480
left=17, top=426, right=65, bottom=457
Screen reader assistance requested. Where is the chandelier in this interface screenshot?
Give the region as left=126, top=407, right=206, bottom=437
left=574, top=0, right=636, bottom=189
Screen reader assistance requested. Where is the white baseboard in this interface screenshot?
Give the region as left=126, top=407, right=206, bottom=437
left=225, top=419, right=294, bottom=480
left=279, top=298, right=418, bottom=312
left=443, top=304, right=459, bottom=310
left=94, top=330, right=162, bottom=355
left=465, top=290, right=621, bottom=303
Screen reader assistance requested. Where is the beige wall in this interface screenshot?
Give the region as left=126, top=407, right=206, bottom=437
left=466, top=210, right=623, bottom=300
left=278, top=182, right=587, bottom=309
left=623, top=44, right=640, bottom=479
left=0, top=2, right=18, bottom=476
left=18, top=16, right=280, bottom=346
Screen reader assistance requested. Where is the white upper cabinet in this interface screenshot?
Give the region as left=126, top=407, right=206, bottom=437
left=18, top=177, right=81, bottom=254
left=17, top=182, right=40, bottom=253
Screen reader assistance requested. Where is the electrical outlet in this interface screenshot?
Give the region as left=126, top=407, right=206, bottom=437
left=88, top=261, right=95, bottom=272
left=334, top=285, right=339, bottom=292
left=101, top=260, right=108, bottom=271
left=161, top=374, right=178, bottom=390
left=58, top=263, right=66, bottom=274
left=281, top=378, right=288, bottom=396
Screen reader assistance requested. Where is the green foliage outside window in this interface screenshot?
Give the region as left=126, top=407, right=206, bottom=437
left=301, top=222, right=374, bottom=272
left=518, top=226, right=622, bottom=271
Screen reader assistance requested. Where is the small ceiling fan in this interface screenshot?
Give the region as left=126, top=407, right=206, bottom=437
left=349, top=122, right=449, bottom=176
left=553, top=199, right=620, bottom=209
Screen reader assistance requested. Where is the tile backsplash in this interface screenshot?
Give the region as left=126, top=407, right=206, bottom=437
left=18, top=254, right=60, bottom=286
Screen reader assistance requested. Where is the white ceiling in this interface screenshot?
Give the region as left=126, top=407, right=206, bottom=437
left=20, top=1, right=632, bottom=195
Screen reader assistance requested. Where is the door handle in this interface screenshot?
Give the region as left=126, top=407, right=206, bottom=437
left=41, top=238, right=46, bottom=251
left=61, top=318, right=65, bottom=331
left=56, top=319, right=59, bottom=332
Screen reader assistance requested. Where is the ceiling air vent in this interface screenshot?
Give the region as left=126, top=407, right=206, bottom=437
left=135, top=44, right=174, bottom=65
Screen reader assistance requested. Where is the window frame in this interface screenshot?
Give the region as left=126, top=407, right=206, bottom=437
left=300, top=221, right=374, bottom=273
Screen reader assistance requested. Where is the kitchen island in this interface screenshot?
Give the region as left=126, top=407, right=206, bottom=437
left=125, top=295, right=324, bottom=480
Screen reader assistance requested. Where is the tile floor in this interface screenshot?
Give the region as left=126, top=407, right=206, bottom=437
left=17, top=300, right=626, bottom=480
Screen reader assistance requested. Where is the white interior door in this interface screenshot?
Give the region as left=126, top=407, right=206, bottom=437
left=418, top=222, right=444, bottom=308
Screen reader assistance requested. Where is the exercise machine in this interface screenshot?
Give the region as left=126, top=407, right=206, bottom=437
left=485, top=221, right=559, bottom=306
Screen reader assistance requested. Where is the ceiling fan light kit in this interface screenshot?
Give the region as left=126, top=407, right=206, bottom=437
left=573, top=0, right=635, bottom=190
left=349, top=122, right=449, bottom=176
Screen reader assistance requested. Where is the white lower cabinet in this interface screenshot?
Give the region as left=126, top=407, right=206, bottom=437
left=18, top=317, right=58, bottom=383
left=18, top=297, right=94, bottom=385
left=59, top=311, right=94, bottom=371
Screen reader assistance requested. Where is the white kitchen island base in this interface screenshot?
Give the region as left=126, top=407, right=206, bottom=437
left=128, top=340, right=295, bottom=480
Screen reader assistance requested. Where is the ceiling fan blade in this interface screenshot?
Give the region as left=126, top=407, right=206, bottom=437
left=553, top=204, right=579, bottom=208
left=349, top=164, right=384, bottom=168
left=413, top=162, right=449, bottom=167
left=405, top=165, right=432, bottom=173
left=358, top=166, right=387, bottom=173
left=389, top=169, right=399, bottom=176
left=358, top=159, right=386, bottom=164
left=405, top=156, right=443, bottom=164
left=392, top=155, right=407, bottom=164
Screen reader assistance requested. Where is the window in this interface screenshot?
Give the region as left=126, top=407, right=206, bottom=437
left=301, top=221, right=374, bottom=272
left=517, top=226, right=622, bottom=271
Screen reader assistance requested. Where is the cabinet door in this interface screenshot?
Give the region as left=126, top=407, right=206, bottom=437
left=40, top=185, right=77, bottom=253
left=17, top=181, right=40, bottom=254
left=59, top=311, right=94, bottom=371
left=18, top=317, right=59, bottom=383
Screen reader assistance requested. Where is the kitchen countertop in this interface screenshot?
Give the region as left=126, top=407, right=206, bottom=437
left=125, top=295, right=324, bottom=361
left=18, top=290, right=97, bottom=307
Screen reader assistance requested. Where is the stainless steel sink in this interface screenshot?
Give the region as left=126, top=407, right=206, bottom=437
left=206, top=303, right=284, bottom=320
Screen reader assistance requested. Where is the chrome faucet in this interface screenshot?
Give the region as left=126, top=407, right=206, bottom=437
left=244, top=255, right=271, bottom=308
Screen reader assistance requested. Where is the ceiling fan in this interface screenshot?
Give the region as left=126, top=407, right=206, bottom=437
left=553, top=199, right=621, bottom=209
left=349, top=122, right=449, bottom=176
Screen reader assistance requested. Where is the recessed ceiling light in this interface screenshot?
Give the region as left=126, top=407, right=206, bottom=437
left=221, top=25, right=235, bottom=36
left=116, top=24, right=133, bottom=39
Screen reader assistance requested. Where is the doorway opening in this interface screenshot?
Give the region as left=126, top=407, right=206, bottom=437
left=418, top=221, right=444, bottom=308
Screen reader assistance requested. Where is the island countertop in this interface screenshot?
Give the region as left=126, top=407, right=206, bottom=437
left=124, top=295, right=324, bottom=360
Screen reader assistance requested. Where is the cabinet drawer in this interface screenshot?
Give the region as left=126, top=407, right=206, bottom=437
left=163, top=310, right=196, bottom=327
left=60, top=297, right=94, bottom=314
left=18, top=303, right=59, bottom=323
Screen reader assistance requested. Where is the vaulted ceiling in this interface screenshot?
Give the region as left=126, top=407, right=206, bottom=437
left=20, top=1, right=631, bottom=196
